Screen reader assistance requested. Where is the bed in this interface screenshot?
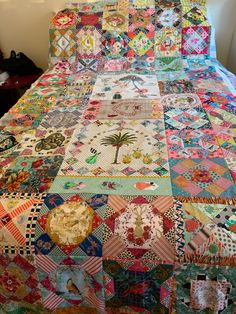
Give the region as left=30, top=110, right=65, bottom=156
left=0, top=0, right=236, bottom=313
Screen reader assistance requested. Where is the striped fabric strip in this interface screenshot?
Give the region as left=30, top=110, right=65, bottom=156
left=103, top=235, right=126, bottom=258
left=36, top=255, right=58, bottom=273
left=108, top=195, right=128, bottom=212
left=151, top=196, right=173, bottom=214
left=185, top=226, right=211, bottom=253
left=80, top=257, right=102, bottom=276
left=86, top=290, right=105, bottom=310
left=6, top=221, right=26, bottom=245
left=152, top=236, right=175, bottom=261
left=43, top=292, right=63, bottom=310
left=11, top=199, right=37, bottom=219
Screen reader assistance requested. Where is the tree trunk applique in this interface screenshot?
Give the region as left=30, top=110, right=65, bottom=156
left=101, top=132, right=137, bottom=165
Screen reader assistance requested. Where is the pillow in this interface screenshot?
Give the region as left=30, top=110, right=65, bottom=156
left=49, top=0, right=211, bottom=66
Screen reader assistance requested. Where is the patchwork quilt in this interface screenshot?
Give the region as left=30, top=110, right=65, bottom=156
left=0, top=0, right=236, bottom=313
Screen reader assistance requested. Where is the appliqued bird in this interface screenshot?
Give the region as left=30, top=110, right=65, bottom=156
left=66, top=278, right=81, bottom=296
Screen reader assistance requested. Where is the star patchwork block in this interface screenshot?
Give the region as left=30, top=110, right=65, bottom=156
left=77, top=26, right=102, bottom=57
left=128, top=31, right=154, bottom=57
left=103, top=195, right=176, bottom=261
left=155, top=27, right=182, bottom=57
left=51, top=10, right=77, bottom=29
left=164, top=107, right=211, bottom=130
left=174, top=264, right=236, bottom=313
left=166, top=129, right=223, bottom=158
left=104, top=259, right=174, bottom=312
left=36, top=255, right=104, bottom=310
left=0, top=193, right=44, bottom=254
left=50, top=29, right=76, bottom=58
left=102, top=1, right=129, bottom=33
left=182, top=3, right=209, bottom=27
left=102, top=31, right=129, bottom=57
left=182, top=26, right=211, bottom=55
left=175, top=200, right=236, bottom=259
left=170, top=158, right=236, bottom=198
left=35, top=193, right=107, bottom=256
left=156, top=5, right=181, bottom=29
left=0, top=254, right=41, bottom=304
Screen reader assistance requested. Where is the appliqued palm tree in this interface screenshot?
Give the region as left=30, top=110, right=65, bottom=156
left=101, top=132, right=137, bottom=164
left=118, top=75, right=144, bottom=92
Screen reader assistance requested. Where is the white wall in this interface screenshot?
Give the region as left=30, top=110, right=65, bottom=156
left=0, top=0, right=66, bottom=70
left=207, top=0, right=236, bottom=72
left=0, top=0, right=235, bottom=72
left=228, top=25, right=236, bottom=74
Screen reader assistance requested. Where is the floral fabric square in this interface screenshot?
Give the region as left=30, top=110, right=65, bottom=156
left=155, top=27, right=181, bottom=57
left=0, top=254, right=41, bottom=304
left=159, top=79, right=194, bottom=95
left=0, top=156, right=63, bottom=194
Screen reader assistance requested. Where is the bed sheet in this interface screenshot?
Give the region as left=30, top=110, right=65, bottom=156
left=0, top=1, right=236, bottom=313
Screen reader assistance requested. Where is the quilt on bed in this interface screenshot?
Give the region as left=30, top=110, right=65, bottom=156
left=0, top=0, right=236, bottom=313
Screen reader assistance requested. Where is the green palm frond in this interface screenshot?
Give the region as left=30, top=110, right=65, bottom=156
left=119, top=75, right=144, bottom=83
left=101, top=132, right=137, bottom=147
